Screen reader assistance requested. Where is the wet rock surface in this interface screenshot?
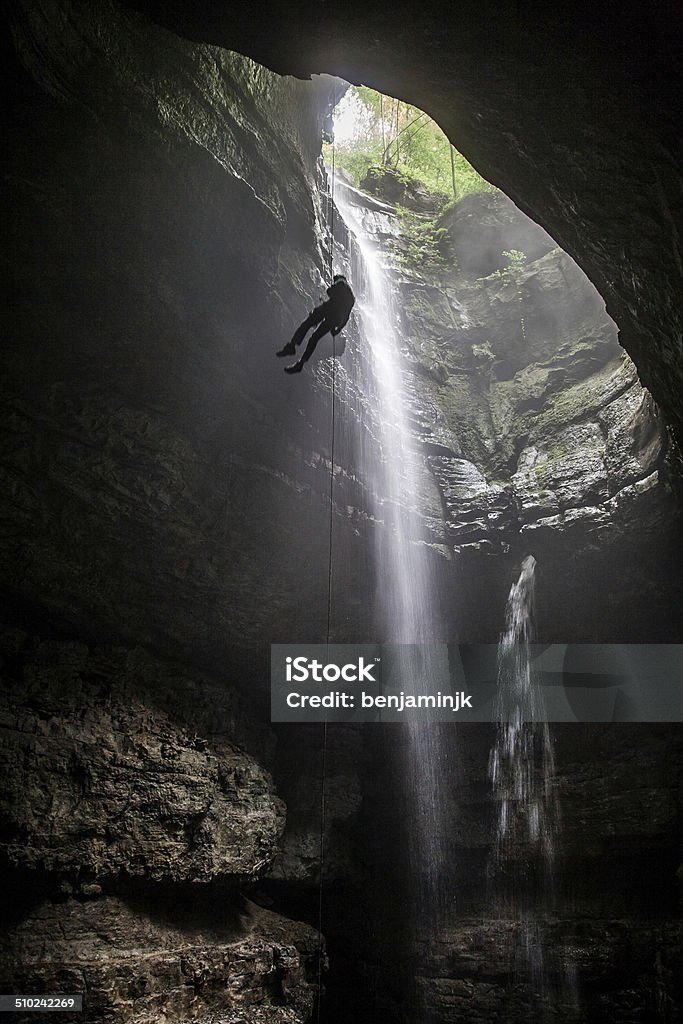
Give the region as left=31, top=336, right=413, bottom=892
left=307, top=722, right=683, bottom=1024
left=0, top=635, right=283, bottom=884
left=3, top=0, right=364, bottom=662
left=360, top=166, right=444, bottom=217
left=393, top=190, right=675, bottom=551
left=411, top=915, right=683, bottom=1024
left=0, top=896, right=320, bottom=1024
left=336, top=179, right=683, bottom=640
left=3, top=5, right=337, bottom=1019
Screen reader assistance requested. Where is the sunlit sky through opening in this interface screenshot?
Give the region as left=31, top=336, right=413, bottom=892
left=327, top=85, right=496, bottom=199
left=332, top=89, right=373, bottom=145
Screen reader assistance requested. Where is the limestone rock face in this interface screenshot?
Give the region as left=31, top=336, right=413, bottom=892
left=3, top=0, right=680, bottom=645
left=410, top=916, right=683, bottom=1024
left=388, top=191, right=679, bottom=581
left=3, top=8, right=341, bottom=1019
left=0, top=897, right=321, bottom=1024
left=3, top=0, right=360, bottom=663
left=313, top=722, right=683, bottom=1024
left=439, top=191, right=554, bottom=279
left=360, top=166, right=444, bottom=216
left=0, top=638, right=284, bottom=884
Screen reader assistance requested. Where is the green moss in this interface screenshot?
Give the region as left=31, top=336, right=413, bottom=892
left=530, top=365, right=618, bottom=434
left=390, top=207, right=449, bottom=272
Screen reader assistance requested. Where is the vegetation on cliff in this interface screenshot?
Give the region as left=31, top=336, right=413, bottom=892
left=324, top=86, right=496, bottom=200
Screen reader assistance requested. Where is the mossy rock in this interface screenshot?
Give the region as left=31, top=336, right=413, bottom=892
left=360, top=166, right=446, bottom=215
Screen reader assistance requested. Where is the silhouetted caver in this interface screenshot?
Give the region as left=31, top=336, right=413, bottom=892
left=277, top=275, right=355, bottom=374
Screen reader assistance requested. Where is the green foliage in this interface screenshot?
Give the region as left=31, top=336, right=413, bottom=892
left=489, top=249, right=528, bottom=282
left=501, top=249, right=528, bottom=272
left=391, top=207, right=449, bottom=272
left=471, top=341, right=496, bottom=368
left=486, top=249, right=529, bottom=342
left=324, top=86, right=496, bottom=201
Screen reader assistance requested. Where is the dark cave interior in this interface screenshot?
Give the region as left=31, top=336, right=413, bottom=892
left=2, top=1, right=683, bottom=1022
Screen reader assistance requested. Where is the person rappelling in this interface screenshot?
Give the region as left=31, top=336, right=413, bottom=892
left=277, top=274, right=355, bottom=374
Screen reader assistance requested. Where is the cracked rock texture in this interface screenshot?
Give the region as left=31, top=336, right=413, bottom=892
left=3, top=0, right=361, bottom=662
left=395, top=188, right=673, bottom=552
left=336, top=176, right=682, bottom=640
left=3, top=3, right=334, bottom=1020
left=1, top=897, right=320, bottom=1024
left=0, top=635, right=284, bottom=884
left=308, top=722, right=683, bottom=1024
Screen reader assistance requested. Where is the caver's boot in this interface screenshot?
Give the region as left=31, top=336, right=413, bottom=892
left=284, top=360, right=305, bottom=374
left=276, top=341, right=296, bottom=357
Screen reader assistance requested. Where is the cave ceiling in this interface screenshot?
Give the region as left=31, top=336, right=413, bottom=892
left=127, top=0, right=683, bottom=446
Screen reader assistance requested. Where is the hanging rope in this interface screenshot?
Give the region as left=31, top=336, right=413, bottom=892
left=326, top=122, right=337, bottom=643
left=317, top=96, right=337, bottom=1024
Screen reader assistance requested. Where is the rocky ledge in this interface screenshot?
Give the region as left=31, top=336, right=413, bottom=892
left=1, top=896, right=320, bottom=1024
left=382, top=184, right=677, bottom=556
left=0, top=634, right=283, bottom=885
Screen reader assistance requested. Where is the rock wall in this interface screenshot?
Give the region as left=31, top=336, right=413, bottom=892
left=267, top=182, right=683, bottom=1022
left=397, top=188, right=673, bottom=554
left=3, top=0, right=373, bottom=663
left=3, top=895, right=320, bottom=1024
left=2, top=2, right=344, bottom=1019
left=0, top=636, right=283, bottom=885
left=334, top=174, right=683, bottom=641
left=267, top=720, right=683, bottom=1024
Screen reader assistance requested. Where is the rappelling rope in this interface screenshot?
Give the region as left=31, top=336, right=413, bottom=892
left=326, top=123, right=337, bottom=641
left=317, top=94, right=337, bottom=1024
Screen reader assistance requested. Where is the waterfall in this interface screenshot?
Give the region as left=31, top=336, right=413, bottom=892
left=489, top=556, right=579, bottom=1019
left=331, top=181, right=438, bottom=642
left=330, top=177, right=581, bottom=1020
left=332, top=180, right=449, bottom=1004
left=490, top=556, right=555, bottom=867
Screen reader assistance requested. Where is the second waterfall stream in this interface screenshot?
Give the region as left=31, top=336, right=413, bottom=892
left=490, top=555, right=579, bottom=1019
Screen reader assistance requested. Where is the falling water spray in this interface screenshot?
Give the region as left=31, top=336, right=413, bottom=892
left=490, top=556, right=555, bottom=868
left=489, top=556, right=579, bottom=1020
left=333, top=179, right=450, bottom=1013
